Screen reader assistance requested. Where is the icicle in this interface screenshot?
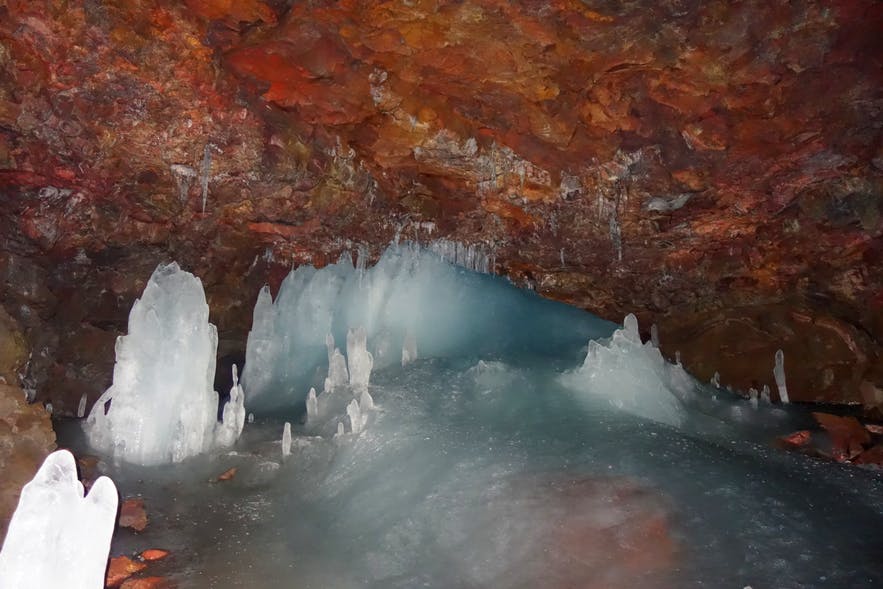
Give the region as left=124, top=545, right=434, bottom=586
left=346, top=399, right=362, bottom=434
left=281, top=422, right=292, bottom=458
left=560, top=248, right=565, bottom=268
left=77, top=393, right=88, bottom=418
left=306, top=388, right=318, bottom=420
left=199, top=143, right=219, bottom=214
left=609, top=213, right=622, bottom=262
left=761, top=385, right=771, bottom=404
left=650, top=324, right=660, bottom=348
left=773, top=349, right=789, bottom=404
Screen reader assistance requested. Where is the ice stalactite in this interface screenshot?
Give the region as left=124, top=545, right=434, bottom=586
left=0, top=450, right=118, bottom=589
left=199, top=143, right=217, bottom=214
left=773, top=349, right=789, bottom=404
left=427, top=239, right=493, bottom=274
left=85, top=262, right=227, bottom=466
left=216, top=365, right=246, bottom=448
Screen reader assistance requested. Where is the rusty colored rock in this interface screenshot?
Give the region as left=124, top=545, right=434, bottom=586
left=812, top=412, right=872, bottom=460
left=119, top=577, right=175, bottom=589
left=217, top=466, right=237, bottom=481
left=106, top=556, right=147, bottom=588
left=778, top=430, right=812, bottom=448
left=854, top=445, right=883, bottom=467
left=0, top=0, right=879, bottom=415
left=119, top=498, right=149, bottom=532
left=139, top=549, right=170, bottom=562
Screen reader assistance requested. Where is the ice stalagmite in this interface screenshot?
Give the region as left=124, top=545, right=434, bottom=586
left=306, top=387, right=318, bottom=420
left=325, top=334, right=349, bottom=392
left=85, top=262, right=221, bottom=466
left=401, top=331, right=417, bottom=366
left=216, top=365, right=246, bottom=448
left=347, top=399, right=362, bottom=434
left=282, top=422, right=292, bottom=457
left=347, top=327, right=373, bottom=391
left=77, top=393, right=87, bottom=418
left=562, top=313, right=689, bottom=426
left=359, top=389, right=375, bottom=411
left=0, top=450, right=118, bottom=589
left=773, top=349, right=789, bottom=404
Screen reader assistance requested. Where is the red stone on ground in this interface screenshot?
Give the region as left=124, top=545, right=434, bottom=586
left=864, top=423, right=883, bottom=436
left=139, top=549, right=170, bottom=562
left=217, top=466, right=237, bottom=481
left=778, top=430, right=811, bottom=448
left=106, top=556, right=147, bottom=588
left=854, top=445, right=883, bottom=466
left=119, top=498, right=148, bottom=531
left=119, top=577, right=175, bottom=589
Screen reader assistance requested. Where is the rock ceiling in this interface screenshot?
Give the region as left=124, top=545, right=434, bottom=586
left=0, top=0, right=880, bottom=408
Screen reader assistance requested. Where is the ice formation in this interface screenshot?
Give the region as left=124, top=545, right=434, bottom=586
left=0, top=450, right=118, bottom=589
left=346, top=399, right=362, bottom=434
left=346, top=327, right=373, bottom=391
left=773, top=349, right=789, bottom=404
left=282, top=422, right=292, bottom=457
left=77, top=393, right=87, bottom=418
left=325, top=334, right=349, bottom=392
left=85, top=262, right=236, bottom=465
left=562, top=313, right=691, bottom=426
left=242, top=243, right=612, bottom=409
left=359, top=389, right=375, bottom=411
left=650, top=323, right=660, bottom=348
left=216, top=365, right=246, bottom=448
left=306, top=388, right=318, bottom=420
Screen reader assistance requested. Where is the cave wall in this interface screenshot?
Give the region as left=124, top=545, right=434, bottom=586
left=0, top=0, right=880, bottom=411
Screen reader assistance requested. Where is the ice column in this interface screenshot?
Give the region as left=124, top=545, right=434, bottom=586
left=216, top=365, right=246, bottom=448
left=282, top=422, right=292, bottom=457
left=85, top=262, right=220, bottom=466
left=77, top=394, right=87, bottom=418
left=347, top=399, right=362, bottom=434
left=0, top=450, right=118, bottom=589
left=325, top=334, right=349, bottom=392
left=347, top=327, right=374, bottom=391
left=773, top=349, right=789, bottom=404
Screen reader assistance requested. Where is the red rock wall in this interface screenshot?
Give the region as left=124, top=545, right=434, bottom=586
left=0, top=0, right=880, bottom=408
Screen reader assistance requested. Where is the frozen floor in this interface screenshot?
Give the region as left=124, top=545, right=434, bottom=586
left=61, top=356, right=883, bottom=589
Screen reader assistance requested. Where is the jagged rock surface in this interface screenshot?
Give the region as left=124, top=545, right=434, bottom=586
left=0, top=0, right=880, bottom=407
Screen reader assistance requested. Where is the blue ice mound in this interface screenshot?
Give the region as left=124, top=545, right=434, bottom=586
left=242, top=243, right=614, bottom=409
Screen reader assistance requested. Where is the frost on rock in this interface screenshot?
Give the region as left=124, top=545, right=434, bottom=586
left=773, top=349, right=789, bottom=404
left=347, top=327, right=374, bottom=391
left=216, top=365, right=246, bottom=448
left=561, top=313, right=690, bottom=427
left=85, top=262, right=223, bottom=466
left=0, top=450, right=118, bottom=589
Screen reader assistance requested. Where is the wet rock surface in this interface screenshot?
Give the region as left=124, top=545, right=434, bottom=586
left=0, top=0, right=879, bottom=408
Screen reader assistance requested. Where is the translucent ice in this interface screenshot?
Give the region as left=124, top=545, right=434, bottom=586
left=401, top=331, right=417, bottom=366
left=282, top=422, right=292, bottom=458
left=77, top=393, right=87, bottom=418
left=325, top=334, right=349, bottom=392
left=85, top=262, right=225, bottom=465
left=216, top=365, right=246, bottom=448
left=773, top=349, right=789, bottom=404
left=346, top=327, right=373, bottom=391
left=562, top=313, right=690, bottom=426
left=347, top=399, right=362, bottom=434
left=0, top=450, right=118, bottom=589
left=242, top=243, right=613, bottom=410
left=306, top=388, right=318, bottom=420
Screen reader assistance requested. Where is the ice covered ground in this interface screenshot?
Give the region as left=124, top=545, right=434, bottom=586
left=64, top=244, right=883, bottom=588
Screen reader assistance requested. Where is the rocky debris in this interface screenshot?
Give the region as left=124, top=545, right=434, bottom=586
left=106, top=556, right=147, bottom=588
left=139, top=549, right=170, bottom=562
left=774, top=412, right=883, bottom=467
left=0, top=311, right=56, bottom=542
left=0, top=0, right=879, bottom=414
left=777, top=430, right=811, bottom=449
left=118, top=498, right=148, bottom=532
left=812, top=412, right=872, bottom=461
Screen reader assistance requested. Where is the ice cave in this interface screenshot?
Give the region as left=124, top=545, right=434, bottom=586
left=0, top=1, right=882, bottom=588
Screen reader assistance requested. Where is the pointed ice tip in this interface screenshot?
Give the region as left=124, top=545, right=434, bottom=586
left=231, top=364, right=239, bottom=386
left=623, top=313, right=640, bottom=340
